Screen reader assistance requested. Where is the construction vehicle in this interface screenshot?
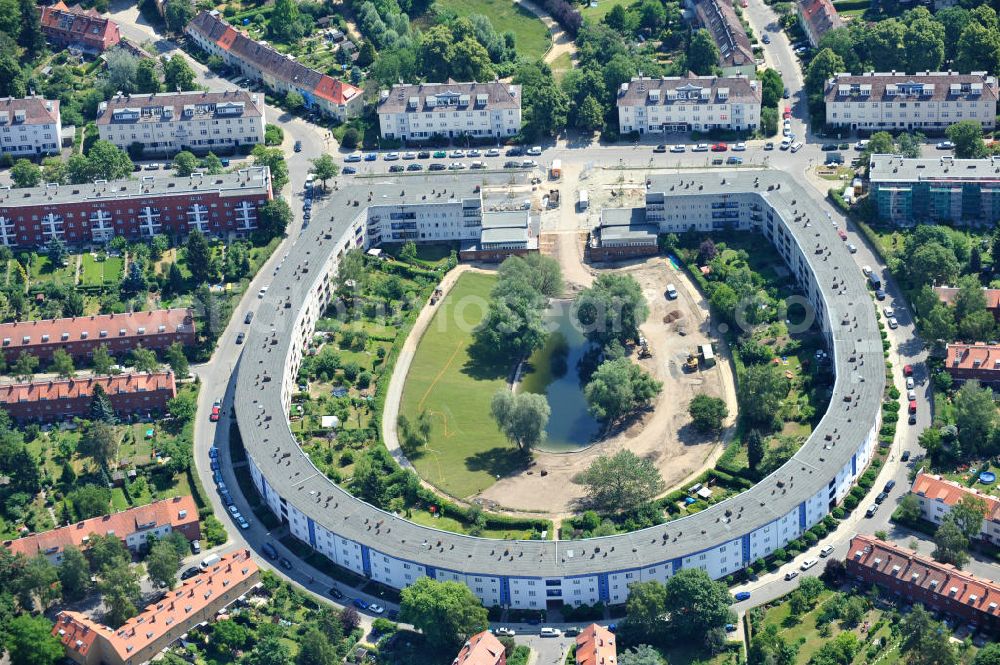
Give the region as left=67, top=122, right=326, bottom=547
left=639, top=342, right=652, bottom=359
left=684, top=352, right=699, bottom=372
left=548, top=189, right=560, bottom=208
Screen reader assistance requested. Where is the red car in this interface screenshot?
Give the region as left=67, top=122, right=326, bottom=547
left=903, top=364, right=914, bottom=377
left=210, top=405, right=221, bottom=422
left=908, top=400, right=917, bottom=414
left=711, top=143, right=728, bottom=152
left=783, top=106, right=791, bottom=119
left=838, top=229, right=848, bottom=240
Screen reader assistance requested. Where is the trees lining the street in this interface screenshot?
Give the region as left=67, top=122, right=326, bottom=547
left=399, top=578, right=488, bottom=651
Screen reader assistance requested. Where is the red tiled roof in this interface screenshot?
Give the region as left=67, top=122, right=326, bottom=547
left=454, top=630, right=505, bottom=665
left=5, top=495, right=198, bottom=557
left=40, top=1, right=120, bottom=51
left=0, top=97, right=60, bottom=126
left=848, top=534, right=1000, bottom=616
left=934, top=287, right=1000, bottom=311
left=911, top=472, right=1000, bottom=521
left=54, top=549, right=259, bottom=662
left=0, top=308, right=194, bottom=350
left=798, top=0, right=842, bottom=44
left=314, top=75, right=361, bottom=106
left=0, top=371, right=175, bottom=406
left=945, top=343, right=1000, bottom=373
left=576, top=624, right=617, bottom=665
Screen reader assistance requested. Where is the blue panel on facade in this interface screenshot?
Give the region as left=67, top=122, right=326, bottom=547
left=308, top=518, right=316, bottom=548
left=360, top=545, right=371, bottom=577
left=671, top=558, right=683, bottom=573
left=799, top=503, right=806, bottom=530
left=499, top=577, right=511, bottom=606
left=597, top=574, right=609, bottom=603
left=851, top=453, right=857, bottom=476
left=741, top=534, right=751, bottom=564
left=425, top=566, right=436, bottom=580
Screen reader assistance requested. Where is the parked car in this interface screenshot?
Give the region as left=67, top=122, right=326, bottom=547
left=762, top=33, right=770, bottom=43
left=936, top=141, right=955, bottom=150
left=449, top=149, right=465, bottom=158
left=670, top=145, right=686, bottom=153
left=429, top=163, right=446, bottom=171
left=821, top=143, right=838, bottom=151
left=486, top=148, right=501, bottom=157
left=384, top=152, right=400, bottom=161
left=388, top=164, right=404, bottom=172
left=654, top=144, right=667, bottom=153
left=294, top=140, right=302, bottom=152
left=784, top=570, right=799, bottom=581
left=433, top=150, right=447, bottom=159
left=329, top=586, right=344, bottom=599
left=342, top=166, right=357, bottom=174
left=181, top=567, right=201, bottom=580
left=506, top=147, right=524, bottom=156
left=369, top=603, right=385, bottom=614
left=725, top=624, right=737, bottom=632
left=887, top=316, right=898, bottom=329
left=344, top=152, right=362, bottom=162
left=191, top=540, right=201, bottom=554
left=727, top=156, right=743, bottom=164
left=866, top=504, right=879, bottom=518
left=407, top=163, right=424, bottom=171
left=764, top=142, right=774, bottom=150
left=733, top=591, right=751, bottom=601
left=710, top=143, right=728, bottom=152
left=847, top=243, right=857, bottom=253
left=733, top=142, right=747, bottom=151
left=279, top=557, right=293, bottom=570
left=800, top=558, right=818, bottom=571
left=353, top=598, right=369, bottom=610
left=783, top=87, right=791, bottom=98
left=906, top=376, right=915, bottom=389
left=526, top=146, right=543, bottom=156
left=901, top=450, right=911, bottom=461
left=692, top=143, right=709, bottom=152
left=884, top=480, right=896, bottom=493
left=237, top=516, right=250, bottom=530
left=448, top=162, right=467, bottom=170
left=819, top=545, right=835, bottom=557
left=903, top=364, right=914, bottom=377
left=417, top=151, right=431, bottom=159
left=874, top=491, right=888, bottom=504
left=402, top=151, right=417, bottom=160
left=261, top=543, right=278, bottom=559
left=235, top=332, right=245, bottom=344
left=210, top=404, right=221, bottom=421
left=540, top=628, right=561, bottom=637
left=563, top=627, right=581, bottom=637
left=495, top=628, right=516, bottom=637
left=467, top=149, right=482, bottom=157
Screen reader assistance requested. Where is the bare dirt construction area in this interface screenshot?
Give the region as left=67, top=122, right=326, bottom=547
left=475, top=252, right=737, bottom=517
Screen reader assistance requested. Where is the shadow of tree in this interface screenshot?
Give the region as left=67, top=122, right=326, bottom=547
left=464, top=446, right=528, bottom=478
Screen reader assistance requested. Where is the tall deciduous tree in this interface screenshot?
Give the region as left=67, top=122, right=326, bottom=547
left=99, top=564, right=142, bottom=628
left=663, top=568, right=734, bottom=637
left=688, top=394, right=728, bottom=432
left=399, top=578, right=488, bottom=650
left=162, top=54, right=196, bottom=91
left=585, top=358, right=662, bottom=425
left=146, top=539, right=181, bottom=589
left=80, top=421, right=120, bottom=469
left=310, top=154, right=339, bottom=191
left=947, top=120, right=988, bottom=159
left=5, top=615, right=65, bottom=665
left=57, top=546, right=91, bottom=601
left=687, top=29, right=720, bottom=75
left=575, top=273, right=649, bottom=346
left=576, top=449, right=665, bottom=513
left=490, top=389, right=550, bottom=452
left=10, top=159, right=41, bottom=188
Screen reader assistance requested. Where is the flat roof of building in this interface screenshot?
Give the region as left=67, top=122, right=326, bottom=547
left=869, top=154, right=1000, bottom=183
left=234, top=168, right=883, bottom=578
left=0, top=168, right=271, bottom=209
left=5, top=495, right=197, bottom=557
left=598, top=209, right=657, bottom=243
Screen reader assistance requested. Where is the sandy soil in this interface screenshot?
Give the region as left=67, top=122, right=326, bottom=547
left=475, top=251, right=738, bottom=517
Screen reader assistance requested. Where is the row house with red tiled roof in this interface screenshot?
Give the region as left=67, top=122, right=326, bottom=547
left=0, top=371, right=176, bottom=423
left=5, top=495, right=199, bottom=563
left=54, top=549, right=259, bottom=665
left=944, top=343, right=1000, bottom=386
left=454, top=630, right=506, bottom=665
left=846, top=534, right=1000, bottom=631
left=797, top=0, right=841, bottom=49
left=185, top=11, right=363, bottom=121
left=910, top=471, right=1000, bottom=543
left=0, top=168, right=271, bottom=248
left=576, top=624, right=617, bottom=665
left=0, top=309, right=195, bottom=363
left=935, top=286, right=1000, bottom=320
left=40, top=2, right=120, bottom=55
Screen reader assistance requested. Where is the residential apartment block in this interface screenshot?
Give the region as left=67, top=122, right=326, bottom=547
left=868, top=155, right=1000, bottom=225
left=944, top=343, right=1000, bottom=385
left=798, top=0, right=842, bottom=48
left=0, top=309, right=195, bottom=362
left=825, top=72, right=998, bottom=132
left=96, top=90, right=265, bottom=156
left=40, top=2, right=121, bottom=54
left=0, top=97, right=62, bottom=158
left=377, top=81, right=522, bottom=141
left=185, top=11, right=362, bottom=121
left=457, top=210, right=538, bottom=262
left=5, top=496, right=199, bottom=563
left=576, top=624, right=617, bottom=665
left=0, top=168, right=272, bottom=247
left=454, top=631, right=506, bottom=665
left=846, top=534, right=1000, bottom=631
left=0, top=371, right=176, bottom=423
left=617, top=75, right=762, bottom=134
left=693, top=0, right=756, bottom=77
left=589, top=208, right=659, bottom=262
left=910, top=472, right=1000, bottom=543
left=54, top=549, right=259, bottom=665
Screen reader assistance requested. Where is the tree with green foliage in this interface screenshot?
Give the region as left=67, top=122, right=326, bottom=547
left=897, top=492, right=922, bottom=523
left=585, top=358, right=662, bottom=425
left=99, top=563, right=142, bottom=628
left=130, top=346, right=159, bottom=374
left=162, top=54, right=196, bottom=92
left=900, top=605, right=959, bottom=665
left=251, top=145, right=289, bottom=191
left=759, top=69, right=784, bottom=108
left=92, top=345, right=115, bottom=376
left=688, top=393, right=728, bottom=432
left=974, top=644, right=1000, bottom=665
left=748, top=624, right=798, bottom=665
left=514, top=62, right=568, bottom=139
left=12, top=351, right=37, bottom=380
left=295, top=628, right=337, bottom=665
left=933, top=517, right=970, bottom=568
left=905, top=17, right=944, bottom=73
left=164, top=341, right=189, bottom=378
left=399, top=578, right=488, bottom=650
left=737, top=364, right=788, bottom=429
left=687, top=29, right=720, bottom=75
left=57, top=545, right=90, bottom=601
left=79, top=421, right=120, bottom=469
left=258, top=198, right=293, bottom=240
left=576, top=449, right=665, bottom=513
left=82, top=140, right=134, bottom=182
left=663, top=568, right=734, bottom=637
left=947, top=120, right=988, bottom=159
left=805, top=48, right=845, bottom=98
left=954, top=380, right=996, bottom=457
left=146, top=539, right=181, bottom=589
left=746, top=428, right=766, bottom=473
left=622, top=579, right=668, bottom=642
left=50, top=348, right=74, bottom=379
left=16, top=555, right=60, bottom=611
left=285, top=90, right=305, bottom=111
left=490, top=389, right=550, bottom=453
left=163, top=0, right=195, bottom=33
left=211, top=618, right=250, bottom=652
left=5, top=615, right=65, bottom=665
left=135, top=58, right=162, bottom=94
left=172, top=150, right=199, bottom=176
left=950, top=495, right=987, bottom=540
left=399, top=241, right=418, bottom=264
left=498, top=254, right=563, bottom=298
left=310, top=154, right=339, bottom=191
left=10, top=159, right=41, bottom=188
left=244, top=637, right=291, bottom=665
left=955, top=23, right=1000, bottom=77
left=86, top=534, right=130, bottom=574
left=202, top=514, right=228, bottom=547
left=269, top=0, right=305, bottom=42
left=575, top=273, right=649, bottom=346
left=618, top=645, right=664, bottom=665
left=185, top=229, right=213, bottom=285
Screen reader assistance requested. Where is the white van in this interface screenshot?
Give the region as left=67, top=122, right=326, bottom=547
left=819, top=545, right=835, bottom=558
left=200, top=553, right=221, bottom=569
left=780, top=138, right=791, bottom=150
left=790, top=141, right=804, bottom=153
left=666, top=284, right=678, bottom=300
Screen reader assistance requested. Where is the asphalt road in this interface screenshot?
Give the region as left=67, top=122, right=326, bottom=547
left=101, top=0, right=1000, bottom=649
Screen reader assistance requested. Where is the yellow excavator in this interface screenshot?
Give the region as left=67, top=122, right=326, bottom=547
left=684, top=352, right=699, bottom=372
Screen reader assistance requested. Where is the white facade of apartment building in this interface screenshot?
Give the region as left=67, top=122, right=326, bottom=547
left=377, top=82, right=521, bottom=141
left=617, top=76, right=762, bottom=134
left=0, top=97, right=61, bottom=158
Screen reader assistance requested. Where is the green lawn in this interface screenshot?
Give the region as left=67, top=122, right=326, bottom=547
left=431, top=0, right=551, bottom=61
left=80, top=254, right=123, bottom=286
left=29, top=255, right=75, bottom=288
left=581, top=0, right=633, bottom=21
left=399, top=272, right=518, bottom=498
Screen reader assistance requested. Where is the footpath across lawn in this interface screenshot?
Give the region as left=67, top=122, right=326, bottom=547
left=399, top=271, right=521, bottom=498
